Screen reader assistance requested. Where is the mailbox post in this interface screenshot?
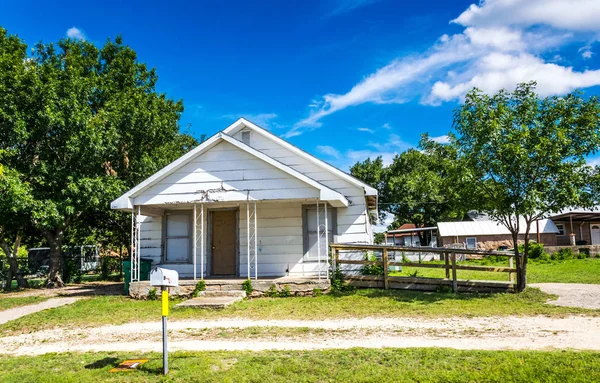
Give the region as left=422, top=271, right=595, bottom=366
left=150, top=267, right=179, bottom=375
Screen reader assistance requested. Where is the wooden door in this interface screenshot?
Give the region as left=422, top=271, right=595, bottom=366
left=211, top=210, right=237, bottom=275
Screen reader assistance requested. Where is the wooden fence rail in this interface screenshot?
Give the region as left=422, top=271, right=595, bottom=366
left=330, top=243, right=516, bottom=293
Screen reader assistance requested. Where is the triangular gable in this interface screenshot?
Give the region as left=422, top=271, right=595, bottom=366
left=224, top=118, right=378, bottom=196
left=111, top=133, right=348, bottom=210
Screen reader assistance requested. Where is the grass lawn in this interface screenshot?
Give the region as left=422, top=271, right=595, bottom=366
left=1, top=287, right=598, bottom=335
left=0, top=296, right=49, bottom=311
left=392, top=257, right=600, bottom=284
left=0, top=348, right=599, bottom=382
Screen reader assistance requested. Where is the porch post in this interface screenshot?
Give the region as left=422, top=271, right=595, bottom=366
left=130, top=209, right=135, bottom=283
left=247, top=202, right=250, bottom=279
left=193, top=204, right=197, bottom=281
left=200, top=204, right=204, bottom=279
left=317, top=199, right=321, bottom=280
left=254, top=202, right=258, bottom=280
left=136, top=205, right=141, bottom=281
left=325, top=202, right=329, bottom=280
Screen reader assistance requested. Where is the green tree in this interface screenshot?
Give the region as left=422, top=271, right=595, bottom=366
left=449, top=82, right=600, bottom=292
left=350, top=145, right=465, bottom=245
left=0, top=27, right=198, bottom=286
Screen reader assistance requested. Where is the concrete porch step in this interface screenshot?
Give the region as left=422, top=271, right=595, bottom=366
left=198, top=290, right=246, bottom=298
left=175, top=296, right=243, bottom=309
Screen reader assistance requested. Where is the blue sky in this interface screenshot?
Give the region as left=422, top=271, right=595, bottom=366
left=3, top=0, right=600, bottom=169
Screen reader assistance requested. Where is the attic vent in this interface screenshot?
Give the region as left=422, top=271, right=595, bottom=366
left=241, top=130, right=251, bottom=145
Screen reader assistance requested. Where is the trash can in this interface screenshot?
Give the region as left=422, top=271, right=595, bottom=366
left=122, top=258, right=154, bottom=295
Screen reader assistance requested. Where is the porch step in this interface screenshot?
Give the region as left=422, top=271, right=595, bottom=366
left=175, top=296, right=243, bottom=309
left=198, top=290, right=246, bottom=298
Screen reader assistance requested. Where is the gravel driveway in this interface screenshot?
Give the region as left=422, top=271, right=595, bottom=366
left=530, top=283, right=600, bottom=309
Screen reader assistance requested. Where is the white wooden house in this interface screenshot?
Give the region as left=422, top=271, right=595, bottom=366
left=112, top=118, right=378, bottom=282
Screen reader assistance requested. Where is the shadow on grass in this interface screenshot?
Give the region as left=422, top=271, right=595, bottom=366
left=84, top=357, right=119, bottom=369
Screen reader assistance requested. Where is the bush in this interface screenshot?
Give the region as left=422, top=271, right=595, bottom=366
left=313, top=288, right=323, bottom=297
left=278, top=284, right=291, bottom=298
left=242, top=279, right=253, bottom=296
left=552, top=248, right=575, bottom=261
left=578, top=248, right=590, bottom=259
left=264, top=284, right=278, bottom=298
left=192, top=280, right=206, bottom=297
left=148, top=288, right=158, bottom=300
left=360, top=252, right=385, bottom=276
left=518, top=242, right=548, bottom=260
left=330, top=264, right=356, bottom=294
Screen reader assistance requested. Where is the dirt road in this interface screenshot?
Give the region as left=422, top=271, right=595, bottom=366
left=1, top=315, right=598, bottom=355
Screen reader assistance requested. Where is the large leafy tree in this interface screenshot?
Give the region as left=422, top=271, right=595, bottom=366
left=0, top=27, right=198, bottom=286
left=449, top=82, right=600, bottom=292
left=351, top=144, right=465, bottom=244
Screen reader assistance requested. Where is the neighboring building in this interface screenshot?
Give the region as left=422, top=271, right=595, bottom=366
left=548, top=209, right=600, bottom=246
left=384, top=224, right=438, bottom=247
left=111, top=118, right=377, bottom=280
left=437, top=219, right=559, bottom=251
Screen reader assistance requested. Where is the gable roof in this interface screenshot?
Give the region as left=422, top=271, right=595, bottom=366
left=223, top=118, right=378, bottom=196
left=437, top=219, right=559, bottom=237
left=111, top=132, right=349, bottom=210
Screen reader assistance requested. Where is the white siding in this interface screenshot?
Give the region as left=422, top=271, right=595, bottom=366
left=139, top=215, right=162, bottom=262
left=132, top=141, right=319, bottom=206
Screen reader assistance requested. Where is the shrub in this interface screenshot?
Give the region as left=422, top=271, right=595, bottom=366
left=553, top=248, right=575, bottom=261
left=518, top=242, right=548, bottom=260
left=264, top=285, right=278, bottom=298
left=313, top=288, right=323, bottom=297
left=406, top=269, right=420, bottom=277
left=330, top=264, right=356, bottom=294
left=148, top=288, right=158, bottom=300
left=578, top=248, right=590, bottom=259
left=360, top=252, right=385, bottom=276
left=242, top=279, right=253, bottom=296
left=278, top=284, right=291, bottom=298
left=192, top=280, right=206, bottom=297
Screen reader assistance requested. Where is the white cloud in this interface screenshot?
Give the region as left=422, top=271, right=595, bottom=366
left=327, top=0, right=382, bottom=16
left=288, top=0, right=600, bottom=136
left=66, top=27, right=86, bottom=40
left=382, top=123, right=391, bottom=129
left=223, top=113, right=281, bottom=130
left=430, top=135, right=450, bottom=144
left=453, top=0, right=600, bottom=32
left=373, top=212, right=395, bottom=233
left=357, top=127, right=375, bottom=133
left=579, top=45, right=594, bottom=59
left=316, top=145, right=341, bottom=159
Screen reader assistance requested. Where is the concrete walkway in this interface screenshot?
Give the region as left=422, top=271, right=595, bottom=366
left=531, top=283, right=600, bottom=309
left=0, top=297, right=80, bottom=325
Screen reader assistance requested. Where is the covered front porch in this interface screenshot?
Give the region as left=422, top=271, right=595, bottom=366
left=128, top=198, right=340, bottom=284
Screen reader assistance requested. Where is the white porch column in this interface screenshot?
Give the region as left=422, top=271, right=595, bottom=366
left=193, top=204, right=197, bottom=280
left=325, top=202, right=329, bottom=280
left=317, top=199, right=321, bottom=280
left=247, top=202, right=250, bottom=279
left=254, top=202, right=258, bottom=280
left=200, top=204, right=204, bottom=279
left=130, top=209, right=135, bottom=283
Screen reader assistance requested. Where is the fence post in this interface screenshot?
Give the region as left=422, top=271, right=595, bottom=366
left=451, top=252, right=458, bottom=293
left=382, top=248, right=389, bottom=290
left=509, top=255, right=514, bottom=284
left=444, top=252, right=450, bottom=279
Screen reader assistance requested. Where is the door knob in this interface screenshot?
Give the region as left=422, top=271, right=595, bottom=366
left=212, top=246, right=216, bottom=250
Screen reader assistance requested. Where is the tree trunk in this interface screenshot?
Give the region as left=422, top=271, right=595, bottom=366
left=0, top=232, right=28, bottom=290
left=44, top=230, right=65, bottom=288
left=518, top=226, right=532, bottom=293
left=511, top=232, right=526, bottom=293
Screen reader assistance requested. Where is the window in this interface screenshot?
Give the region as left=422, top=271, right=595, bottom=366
left=303, top=206, right=336, bottom=260
left=466, top=237, right=477, bottom=249
left=165, top=213, right=190, bottom=262
left=241, top=130, right=251, bottom=145
left=556, top=223, right=565, bottom=236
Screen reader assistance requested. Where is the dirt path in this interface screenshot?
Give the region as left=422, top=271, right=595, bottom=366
left=1, top=282, right=123, bottom=298
left=531, top=283, right=600, bottom=309
left=1, top=316, right=598, bottom=355
left=0, top=297, right=80, bottom=325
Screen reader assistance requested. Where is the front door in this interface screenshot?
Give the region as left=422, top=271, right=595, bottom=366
left=591, top=224, right=600, bottom=245
left=211, top=210, right=237, bottom=276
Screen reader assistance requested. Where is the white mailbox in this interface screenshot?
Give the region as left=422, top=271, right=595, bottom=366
left=150, top=267, right=179, bottom=288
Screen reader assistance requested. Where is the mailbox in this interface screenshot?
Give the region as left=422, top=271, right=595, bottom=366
left=150, top=267, right=179, bottom=288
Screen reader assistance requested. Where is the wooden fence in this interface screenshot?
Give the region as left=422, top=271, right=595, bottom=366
left=330, top=243, right=516, bottom=293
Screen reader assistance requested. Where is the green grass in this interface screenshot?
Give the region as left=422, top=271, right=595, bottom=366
left=392, top=257, right=600, bottom=284
left=0, top=296, right=49, bottom=311
left=0, top=349, right=599, bottom=382
left=1, top=287, right=597, bottom=336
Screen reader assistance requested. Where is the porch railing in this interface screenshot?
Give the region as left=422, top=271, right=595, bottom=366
left=330, top=243, right=516, bottom=293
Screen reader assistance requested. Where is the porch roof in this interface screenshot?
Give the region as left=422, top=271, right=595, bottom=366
left=111, top=132, right=349, bottom=212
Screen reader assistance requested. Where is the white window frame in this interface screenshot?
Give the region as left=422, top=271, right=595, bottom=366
left=303, top=205, right=336, bottom=261
left=163, top=212, right=192, bottom=263
left=555, top=223, right=565, bottom=236
left=465, top=237, right=477, bottom=249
